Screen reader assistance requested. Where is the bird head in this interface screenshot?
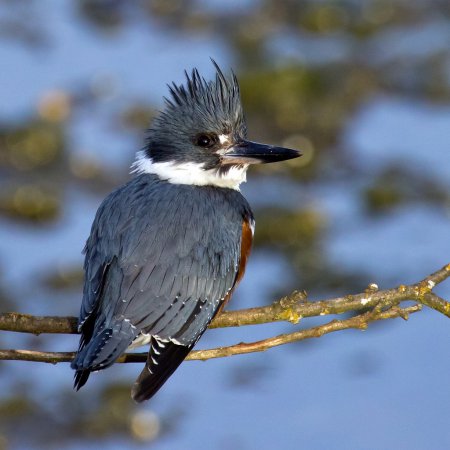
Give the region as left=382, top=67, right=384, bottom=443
left=132, top=61, right=301, bottom=190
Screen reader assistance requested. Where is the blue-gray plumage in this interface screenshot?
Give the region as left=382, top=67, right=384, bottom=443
left=72, top=61, right=301, bottom=402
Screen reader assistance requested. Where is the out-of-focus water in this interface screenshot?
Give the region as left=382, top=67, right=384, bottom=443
left=0, top=1, right=449, bottom=449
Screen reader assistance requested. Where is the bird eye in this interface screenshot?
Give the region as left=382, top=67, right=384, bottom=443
left=196, top=134, right=215, bottom=148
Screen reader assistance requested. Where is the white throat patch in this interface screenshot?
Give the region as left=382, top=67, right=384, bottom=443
left=131, top=151, right=248, bottom=190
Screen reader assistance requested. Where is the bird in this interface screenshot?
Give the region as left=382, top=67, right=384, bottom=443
left=71, top=61, right=301, bottom=402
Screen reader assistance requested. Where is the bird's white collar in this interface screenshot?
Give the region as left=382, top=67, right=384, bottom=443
left=131, top=151, right=248, bottom=191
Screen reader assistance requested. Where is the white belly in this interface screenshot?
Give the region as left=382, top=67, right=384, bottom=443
left=128, top=332, right=152, bottom=350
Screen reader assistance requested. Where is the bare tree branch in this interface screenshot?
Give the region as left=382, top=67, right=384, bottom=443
left=0, top=313, right=77, bottom=335
left=0, top=263, right=448, bottom=364
left=0, top=304, right=422, bottom=364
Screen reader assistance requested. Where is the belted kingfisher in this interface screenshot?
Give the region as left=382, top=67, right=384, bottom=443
left=71, top=61, right=301, bottom=402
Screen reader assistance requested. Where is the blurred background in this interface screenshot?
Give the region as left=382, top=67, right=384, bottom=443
left=0, top=0, right=449, bottom=448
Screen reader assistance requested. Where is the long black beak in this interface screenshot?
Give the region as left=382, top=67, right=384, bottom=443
left=222, top=139, right=302, bottom=164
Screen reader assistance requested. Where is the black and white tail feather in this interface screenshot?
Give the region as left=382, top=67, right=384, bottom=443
left=131, top=337, right=193, bottom=402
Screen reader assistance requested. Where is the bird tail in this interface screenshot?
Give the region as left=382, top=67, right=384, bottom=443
left=71, top=319, right=138, bottom=390
left=73, top=368, right=91, bottom=390
left=131, top=336, right=192, bottom=403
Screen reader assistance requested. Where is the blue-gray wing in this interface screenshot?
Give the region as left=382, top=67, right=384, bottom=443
left=72, top=175, right=252, bottom=396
